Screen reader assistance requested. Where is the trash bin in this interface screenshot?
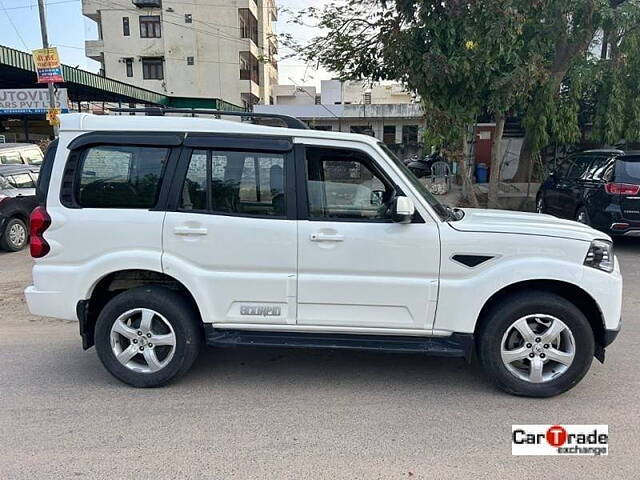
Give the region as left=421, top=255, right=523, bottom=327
left=476, top=163, right=488, bottom=183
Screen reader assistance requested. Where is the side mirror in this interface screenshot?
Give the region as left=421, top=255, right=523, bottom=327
left=370, top=190, right=384, bottom=206
left=390, top=196, right=415, bottom=224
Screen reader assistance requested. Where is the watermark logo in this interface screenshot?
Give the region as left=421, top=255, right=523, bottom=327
left=512, top=425, right=608, bottom=456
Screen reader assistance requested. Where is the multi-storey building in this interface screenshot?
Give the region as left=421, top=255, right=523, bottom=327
left=82, top=0, right=278, bottom=108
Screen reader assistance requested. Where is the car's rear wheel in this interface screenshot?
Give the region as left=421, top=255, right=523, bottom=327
left=94, top=286, right=202, bottom=387
left=478, top=291, right=594, bottom=397
left=576, top=206, right=590, bottom=225
left=0, top=218, right=28, bottom=252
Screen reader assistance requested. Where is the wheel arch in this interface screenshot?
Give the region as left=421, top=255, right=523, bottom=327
left=79, top=269, right=202, bottom=350
left=474, top=279, right=605, bottom=351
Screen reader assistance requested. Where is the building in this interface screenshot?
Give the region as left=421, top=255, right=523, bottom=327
left=82, top=0, right=279, bottom=108
left=255, top=80, right=425, bottom=158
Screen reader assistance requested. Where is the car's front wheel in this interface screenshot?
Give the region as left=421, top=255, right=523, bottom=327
left=478, top=291, right=594, bottom=397
left=94, top=286, right=202, bottom=387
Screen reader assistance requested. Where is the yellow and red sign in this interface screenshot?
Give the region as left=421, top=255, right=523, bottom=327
left=32, top=48, right=64, bottom=84
left=46, top=107, right=61, bottom=126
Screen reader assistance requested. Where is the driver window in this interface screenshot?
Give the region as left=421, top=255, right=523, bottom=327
left=306, top=146, right=393, bottom=220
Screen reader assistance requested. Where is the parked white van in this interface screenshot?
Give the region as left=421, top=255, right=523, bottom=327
left=25, top=112, right=622, bottom=397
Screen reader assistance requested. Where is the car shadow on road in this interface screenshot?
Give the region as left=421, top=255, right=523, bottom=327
left=179, top=345, right=497, bottom=397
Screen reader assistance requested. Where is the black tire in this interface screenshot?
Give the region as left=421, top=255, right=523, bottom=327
left=576, top=206, right=590, bottom=226
left=478, top=291, right=595, bottom=397
left=0, top=217, right=28, bottom=252
left=94, top=285, right=202, bottom=387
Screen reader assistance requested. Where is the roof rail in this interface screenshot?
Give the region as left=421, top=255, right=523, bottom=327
left=107, top=107, right=309, bottom=130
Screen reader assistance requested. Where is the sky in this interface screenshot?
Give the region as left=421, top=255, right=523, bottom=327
left=0, top=0, right=333, bottom=90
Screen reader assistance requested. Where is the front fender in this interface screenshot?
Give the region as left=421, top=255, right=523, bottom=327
left=435, top=232, right=593, bottom=334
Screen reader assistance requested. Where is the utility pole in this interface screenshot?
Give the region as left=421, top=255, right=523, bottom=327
left=37, top=0, right=59, bottom=136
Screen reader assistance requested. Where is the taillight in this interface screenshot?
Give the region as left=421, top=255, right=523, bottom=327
left=605, top=182, right=640, bottom=195
left=30, top=206, right=51, bottom=258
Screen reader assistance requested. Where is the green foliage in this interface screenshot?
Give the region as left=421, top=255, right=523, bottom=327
left=285, top=0, right=545, bottom=150
left=284, top=0, right=640, bottom=152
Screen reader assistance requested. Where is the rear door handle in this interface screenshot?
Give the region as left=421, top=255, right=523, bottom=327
left=174, top=226, right=208, bottom=236
left=310, top=233, right=344, bottom=242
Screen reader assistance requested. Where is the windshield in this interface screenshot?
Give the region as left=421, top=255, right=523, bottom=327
left=378, top=142, right=449, bottom=221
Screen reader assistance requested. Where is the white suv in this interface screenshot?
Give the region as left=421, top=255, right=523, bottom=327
left=25, top=113, right=622, bottom=397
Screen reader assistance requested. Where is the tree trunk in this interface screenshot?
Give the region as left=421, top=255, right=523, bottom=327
left=512, top=6, right=598, bottom=182
left=488, top=113, right=506, bottom=209
left=457, top=127, right=479, bottom=207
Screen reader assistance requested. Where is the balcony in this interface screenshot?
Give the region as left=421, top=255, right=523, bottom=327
left=240, top=68, right=259, bottom=85
left=81, top=0, right=101, bottom=21
left=239, top=51, right=260, bottom=86
left=132, top=0, right=162, bottom=8
left=239, top=8, right=259, bottom=47
left=85, top=39, right=104, bottom=61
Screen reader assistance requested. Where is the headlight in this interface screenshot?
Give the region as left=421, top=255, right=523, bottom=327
left=584, top=239, right=614, bottom=273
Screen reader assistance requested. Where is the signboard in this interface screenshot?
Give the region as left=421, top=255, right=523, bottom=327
left=32, top=47, right=64, bottom=83
left=0, top=88, right=70, bottom=114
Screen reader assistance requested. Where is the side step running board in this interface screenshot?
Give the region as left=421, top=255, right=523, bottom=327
left=204, top=327, right=474, bottom=361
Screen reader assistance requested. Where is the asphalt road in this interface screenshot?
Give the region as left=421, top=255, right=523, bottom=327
left=1, top=241, right=639, bottom=479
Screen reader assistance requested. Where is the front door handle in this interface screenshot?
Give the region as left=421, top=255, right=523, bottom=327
left=174, top=226, right=208, bottom=236
left=310, top=233, right=344, bottom=242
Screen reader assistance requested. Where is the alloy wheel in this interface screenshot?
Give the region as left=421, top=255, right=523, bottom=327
left=500, top=314, right=575, bottom=383
left=8, top=222, right=26, bottom=248
left=110, top=308, right=177, bottom=374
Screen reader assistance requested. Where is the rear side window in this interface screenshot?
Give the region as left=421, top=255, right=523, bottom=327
left=36, top=139, right=58, bottom=205
left=180, top=149, right=286, bottom=217
left=566, top=156, right=593, bottom=180
left=77, top=145, right=168, bottom=208
left=616, top=158, right=640, bottom=183
left=0, top=151, right=22, bottom=165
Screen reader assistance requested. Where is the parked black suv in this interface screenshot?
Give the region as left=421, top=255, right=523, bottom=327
left=537, top=149, right=640, bottom=236
left=0, top=165, right=38, bottom=251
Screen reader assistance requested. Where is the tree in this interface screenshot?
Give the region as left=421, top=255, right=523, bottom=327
left=512, top=0, right=638, bottom=181
left=284, top=1, right=547, bottom=207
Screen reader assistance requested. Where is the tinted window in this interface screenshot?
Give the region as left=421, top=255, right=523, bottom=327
left=566, top=156, right=594, bottom=180
left=587, top=157, right=614, bottom=181
left=616, top=158, right=640, bottom=183
left=306, top=147, right=392, bottom=220
left=78, top=145, right=168, bottom=208
left=181, top=149, right=286, bottom=217
left=555, top=157, right=573, bottom=178
left=181, top=150, right=207, bottom=211
left=0, top=151, right=22, bottom=165
left=8, top=173, right=35, bottom=189
left=21, top=149, right=43, bottom=165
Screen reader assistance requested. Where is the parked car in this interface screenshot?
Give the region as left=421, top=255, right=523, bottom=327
left=537, top=149, right=640, bottom=236
left=0, top=143, right=44, bottom=169
left=0, top=165, right=38, bottom=251
left=25, top=113, right=622, bottom=397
